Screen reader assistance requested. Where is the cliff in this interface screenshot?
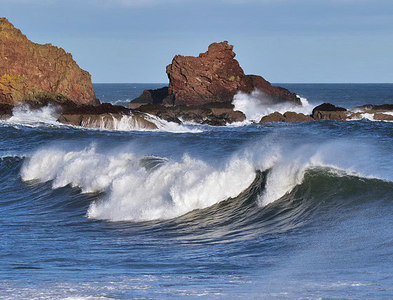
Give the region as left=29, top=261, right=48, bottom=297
left=0, top=18, right=96, bottom=106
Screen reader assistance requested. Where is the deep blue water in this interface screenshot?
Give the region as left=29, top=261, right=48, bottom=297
left=0, top=84, right=393, bottom=299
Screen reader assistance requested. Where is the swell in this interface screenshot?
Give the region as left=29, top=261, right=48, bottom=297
left=18, top=136, right=393, bottom=225
left=166, top=167, right=393, bottom=242
left=1, top=148, right=391, bottom=245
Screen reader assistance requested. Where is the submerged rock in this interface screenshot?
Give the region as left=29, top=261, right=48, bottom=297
left=0, top=18, right=97, bottom=106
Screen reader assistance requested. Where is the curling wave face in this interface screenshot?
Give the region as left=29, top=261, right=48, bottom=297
left=19, top=134, right=392, bottom=222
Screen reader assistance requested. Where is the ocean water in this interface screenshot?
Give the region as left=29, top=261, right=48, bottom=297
left=1, top=84, right=393, bottom=299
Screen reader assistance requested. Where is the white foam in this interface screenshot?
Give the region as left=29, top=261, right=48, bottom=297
left=359, top=113, right=375, bottom=121
left=143, top=113, right=203, bottom=133
left=3, top=104, right=202, bottom=133
left=21, top=136, right=391, bottom=221
left=232, top=89, right=314, bottom=122
left=7, top=104, right=60, bottom=126
left=255, top=139, right=389, bottom=207
left=21, top=146, right=256, bottom=221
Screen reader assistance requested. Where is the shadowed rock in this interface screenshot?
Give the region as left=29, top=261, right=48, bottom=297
left=0, top=103, right=12, bottom=119
left=312, top=103, right=348, bottom=121
left=137, top=102, right=246, bottom=126
left=129, top=87, right=170, bottom=109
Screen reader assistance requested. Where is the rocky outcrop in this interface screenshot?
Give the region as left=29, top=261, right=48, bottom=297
left=56, top=102, right=157, bottom=130
left=373, top=113, right=393, bottom=121
left=130, top=41, right=301, bottom=108
left=58, top=113, right=157, bottom=130
left=348, top=104, right=393, bottom=121
left=312, top=103, right=348, bottom=121
left=137, top=102, right=246, bottom=126
left=0, top=18, right=97, bottom=106
left=259, top=102, right=393, bottom=124
left=260, top=111, right=314, bottom=123
left=354, top=104, right=393, bottom=112
left=128, top=87, right=169, bottom=109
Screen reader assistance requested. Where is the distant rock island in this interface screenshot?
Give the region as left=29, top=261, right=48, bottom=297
left=1, top=18, right=392, bottom=128
left=128, top=41, right=304, bottom=125
left=130, top=41, right=300, bottom=107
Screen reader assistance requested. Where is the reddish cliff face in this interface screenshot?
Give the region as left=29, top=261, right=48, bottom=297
left=0, top=18, right=96, bottom=105
left=165, top=41, right=300, bottom=106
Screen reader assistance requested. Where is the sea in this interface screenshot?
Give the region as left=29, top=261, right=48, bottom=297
left=1, top=83, right=392, bottom=299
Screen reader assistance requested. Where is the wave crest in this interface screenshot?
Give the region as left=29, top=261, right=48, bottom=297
left=20, top=137, right=391, bottom=222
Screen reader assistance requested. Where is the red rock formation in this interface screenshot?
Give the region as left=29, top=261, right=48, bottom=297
left=0, top=18, right=96, bottom=105
left=165, top=41, right=301, bottom=106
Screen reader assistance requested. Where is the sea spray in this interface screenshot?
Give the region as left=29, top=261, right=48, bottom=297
left=20, top=135, right=389, bottom=221
left=21, top=145, right=256, bottom=221
left=7, top=104, right=60, bottom=126
left=232, top=89, right=314, bottom=122
left=4, top=104, right=201, bottom=133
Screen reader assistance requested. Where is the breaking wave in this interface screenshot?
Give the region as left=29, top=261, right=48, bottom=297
left=19, top=136, right=391, bottom=222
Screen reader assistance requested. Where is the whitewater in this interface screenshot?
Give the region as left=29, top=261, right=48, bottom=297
left=1, top=83, right=393, bottom=299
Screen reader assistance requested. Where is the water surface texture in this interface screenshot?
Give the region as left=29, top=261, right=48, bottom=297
left=1, top=84, right=393, bottom=299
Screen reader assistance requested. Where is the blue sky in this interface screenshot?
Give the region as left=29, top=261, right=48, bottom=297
left=1, top=0, right=393, bottom=83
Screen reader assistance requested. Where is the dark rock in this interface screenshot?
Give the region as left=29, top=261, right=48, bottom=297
left=312, top=103, right=346, bottom=114
left=137, top=102, right=245, bottom=125
left=59, top=102, right=129, bottom=115
left=0, top=103, right=12, bottom=119
left=128, top=87, right=170, bottom=109
left=312, top=103, right=348, bottom=121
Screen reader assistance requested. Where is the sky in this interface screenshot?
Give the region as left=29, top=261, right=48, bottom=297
left=1, top=0, right=393, bottom=83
